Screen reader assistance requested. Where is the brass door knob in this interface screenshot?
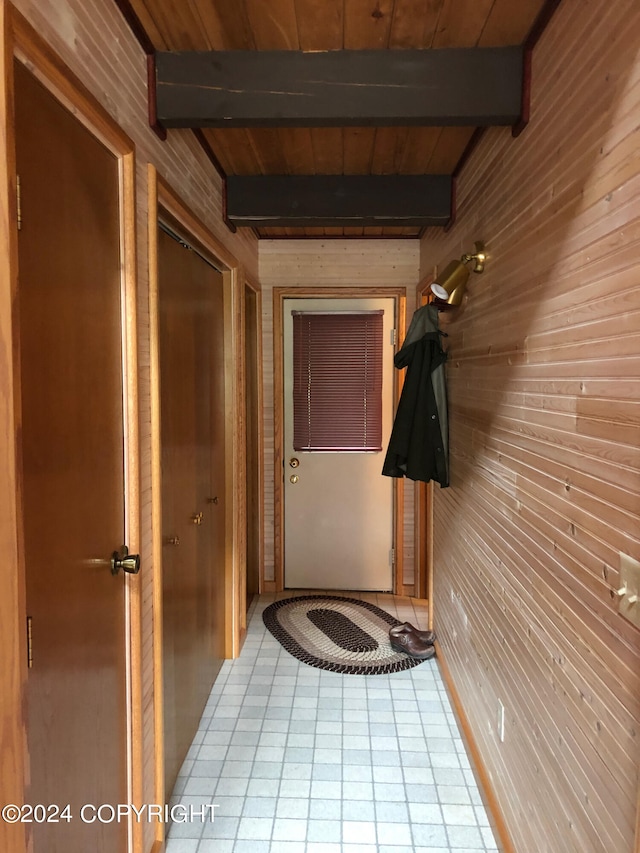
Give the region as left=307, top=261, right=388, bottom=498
left=111, top=545, right=141, bottom=575
left=290, top=474, right=299, bottom=484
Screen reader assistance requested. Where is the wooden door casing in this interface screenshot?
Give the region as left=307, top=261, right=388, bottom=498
left=15, top=61, right=128, bottom=852
left=244, top=284, right=261, bottom=605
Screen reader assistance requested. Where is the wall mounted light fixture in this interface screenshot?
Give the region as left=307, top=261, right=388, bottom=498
left=430, top=241, right=487, bottom=307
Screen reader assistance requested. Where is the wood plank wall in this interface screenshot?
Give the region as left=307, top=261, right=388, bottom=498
left=259, top=239, right=419, bottom=589
left=419, top=0, right=640, bottom=850
left=4, top=2, right=259, bottom=851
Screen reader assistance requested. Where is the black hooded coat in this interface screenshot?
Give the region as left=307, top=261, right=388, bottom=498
left=382, top=304, right=449, bottom=487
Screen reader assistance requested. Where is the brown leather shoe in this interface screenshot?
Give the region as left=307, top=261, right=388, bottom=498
left=389, top=631, right=436, bottom=660
left=389, top=622, right=436, bottom=646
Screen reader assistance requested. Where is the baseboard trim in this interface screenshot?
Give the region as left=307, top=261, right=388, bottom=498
left=434, top=640, right=516, bottom=853
left=237, top=624, right=247, bottom=655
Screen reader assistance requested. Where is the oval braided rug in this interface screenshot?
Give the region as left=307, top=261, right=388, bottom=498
left=262, top=595, right=426, bottom=675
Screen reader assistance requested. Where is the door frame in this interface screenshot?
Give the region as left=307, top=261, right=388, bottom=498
left=0, top=5, right=141, bottom=852
left=243, top=274, right=265, bottom=603
left=273, top=286, right=407, bottom=594
left=147, top=166, right=244, bottom=833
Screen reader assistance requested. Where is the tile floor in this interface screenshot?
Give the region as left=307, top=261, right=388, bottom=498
left=165, top=592, right=500, bottom=853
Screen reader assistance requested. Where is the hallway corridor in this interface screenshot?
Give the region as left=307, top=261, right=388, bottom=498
left=164, top=594, right=500, bottom=853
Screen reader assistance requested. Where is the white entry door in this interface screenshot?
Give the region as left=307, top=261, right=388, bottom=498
left=283, top=297, right=395, bottom=590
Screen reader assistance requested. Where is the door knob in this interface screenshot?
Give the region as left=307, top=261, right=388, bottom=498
left=111, top=545, right=141, bottom=575
left=289, top=457, right=300, bottom=468
left=290, top=474, right=299, bottom=484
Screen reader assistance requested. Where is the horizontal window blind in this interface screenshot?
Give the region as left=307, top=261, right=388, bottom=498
left=292, top=310, right=384, bottom=452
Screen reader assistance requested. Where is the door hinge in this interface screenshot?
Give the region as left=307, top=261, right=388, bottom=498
left=390, top=328, right=397, bottom=346
left=26, top=615, right=33, bottom=668
left=390, top=548, right=396, bottom=567
left=16, top=175, right=22, bottom=231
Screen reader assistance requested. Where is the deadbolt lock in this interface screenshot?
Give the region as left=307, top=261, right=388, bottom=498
left=111, top=545, right=141, bottom=575
left=289, top=457, right=300, bottom=468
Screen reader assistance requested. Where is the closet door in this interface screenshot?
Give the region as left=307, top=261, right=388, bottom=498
left=158, top=227, right=225, bottom=797
left=16, top=62, right=129, bottom=852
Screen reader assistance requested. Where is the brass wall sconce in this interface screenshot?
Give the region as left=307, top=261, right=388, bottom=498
left=430, top=241, right=487, bottom=307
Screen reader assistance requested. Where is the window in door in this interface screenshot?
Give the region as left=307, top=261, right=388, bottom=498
left=292, top=310, right=384, bottom=452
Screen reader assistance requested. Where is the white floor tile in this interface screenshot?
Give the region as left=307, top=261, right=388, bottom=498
left=165, top=594, right=500, bottom=853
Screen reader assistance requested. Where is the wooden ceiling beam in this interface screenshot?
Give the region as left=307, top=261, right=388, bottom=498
left=225, top=174, right=452, bottom=227
left=155, top=47, right=523, bottom=128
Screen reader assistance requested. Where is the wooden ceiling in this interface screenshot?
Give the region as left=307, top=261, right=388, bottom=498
left=123, top=0, right=552, bottom=238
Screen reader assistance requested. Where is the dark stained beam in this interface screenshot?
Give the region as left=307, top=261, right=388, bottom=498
left=156, top=48, right=523, bottom=129
left=225, top=175, right=452, bottom=227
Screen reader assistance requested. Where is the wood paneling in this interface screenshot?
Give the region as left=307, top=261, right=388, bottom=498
left=246, top=0, right=297, bottom=50
left=480, top=0, right=544, bottom=46
left=293, top=0, right=343, bottom=50
left=129, top=0, right=546, bottom=52
left=419, top=0, right=640, bottom=849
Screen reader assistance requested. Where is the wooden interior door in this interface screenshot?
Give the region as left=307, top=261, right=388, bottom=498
left=158, top=226, right=225, bottom=798
left=15, top=62, right=129, bottom=852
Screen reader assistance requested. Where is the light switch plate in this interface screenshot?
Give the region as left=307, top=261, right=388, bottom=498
left=618, top=553, right=640, bottom=629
